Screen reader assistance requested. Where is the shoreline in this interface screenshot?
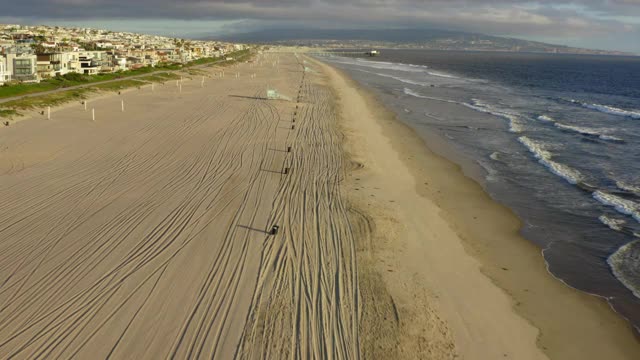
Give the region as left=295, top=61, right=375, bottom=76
left=310, top=55, right=640, bottom=359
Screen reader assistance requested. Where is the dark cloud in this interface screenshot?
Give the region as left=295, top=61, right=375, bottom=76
left=4, top=0, right=639, bottom=19
left=2, top=1, right=639, bottom=51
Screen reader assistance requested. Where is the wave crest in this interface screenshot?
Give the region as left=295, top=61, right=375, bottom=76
left=537, top=115, right=556, bottom=122
left=608, top=240, right=640, bottom=299
left=553, top=123, right=623, bottom=141
left=593, top=191, right=640, bottom=223
left=571, top=100, right=640, bottom=119
left=518, top=136, right=583, bottom=184
left=616, top=181, right=640, bottom=196
left=599, top=215, right=626, bottom=231
left=463, top=100, right=525, bottom=133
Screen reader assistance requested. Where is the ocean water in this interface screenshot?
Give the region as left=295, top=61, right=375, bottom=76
left=321, top=50, right=640, bottom=331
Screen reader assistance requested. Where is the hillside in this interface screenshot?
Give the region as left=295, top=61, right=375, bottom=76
left=218, top=28, right=632, bottom=55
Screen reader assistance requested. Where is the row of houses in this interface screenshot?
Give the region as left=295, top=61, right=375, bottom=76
left=0, top=51, right=113, bottom=83
left=0, top=24, right=246, bottom=85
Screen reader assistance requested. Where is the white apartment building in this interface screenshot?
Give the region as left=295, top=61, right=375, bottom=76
left=114, top=56, right=127, bottom=71
left=6, top=54, right=38, bottom=82
left=0, top=56, right=11, bottom=84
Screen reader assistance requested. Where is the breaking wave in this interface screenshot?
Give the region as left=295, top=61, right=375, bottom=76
left=349, top=58, right=428, bottom=72
left=593, top=191, right=640, bottom=223
left=426, top=71, right=459, bottom=79
left=463, top=99, right=525, bottom=133
left=537, top=115, right=556, bottom=122
left=518, top=136, right=583, bottom=184
left=553, top=123, right=623, bottom=141
left=334, top=57, right=464, bottom=81
left=570, top=100, right=640, bottom=119
left=356, top=59, right=428, bottom=72
left=599, top=215, right=626, bottom=231
left=599, top=134, right=625, bottom=141
left=608, top=240, right=640, bottom=299
left=616, top=180, right=640, bottom=196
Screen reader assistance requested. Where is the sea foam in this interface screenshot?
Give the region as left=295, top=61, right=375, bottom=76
left=463, top=100, right=525, bottom=133
left=537, top=115, right=556, bottom=122
left=616, top=180, right=640, bottom=195
left=349, top=58, right=427, bottom=72
left=593, top=191, right=640, bottom=223
left=518, top=136, right=583, bottom=184
left=403, top=88, right=457, bottom=103
left=426, top=71, right=458, bottom=79
left=356, top=69, right=429, bottom=86
left=553, top=123, right=623, bottom=141
left=599, top=215, right=626, bottom=231
left=608, top=240, right=640, bottom=299
left=571, top=100, right=640, bottom=119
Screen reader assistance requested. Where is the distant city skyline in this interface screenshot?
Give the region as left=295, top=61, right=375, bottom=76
left=1, top=0, right=639, bottom=53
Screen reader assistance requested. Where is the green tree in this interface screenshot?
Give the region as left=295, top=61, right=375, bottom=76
left=31, top=44, right=46, bottom=54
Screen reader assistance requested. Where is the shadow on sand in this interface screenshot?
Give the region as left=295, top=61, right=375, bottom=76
left=259, top=167, right=284, bottom=175
left=237, top=225, right=269, bottom=234
left=228, top=95, right=266, bottom=100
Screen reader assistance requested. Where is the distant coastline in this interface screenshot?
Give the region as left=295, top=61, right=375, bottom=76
left=322, top=45, right=636, bottom=57
left=219, top=28, right=635, bottom=56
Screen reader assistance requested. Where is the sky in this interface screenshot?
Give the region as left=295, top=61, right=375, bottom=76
left=1, top=0, right=639, bottom=53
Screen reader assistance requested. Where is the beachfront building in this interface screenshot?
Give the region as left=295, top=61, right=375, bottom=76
left=0, top=39, right=14, bottom=53
left=10, top=54, right=39, bottom=82
left=0, top=57, right=11, bottom=85
left=36, top=57, right=56, bottom=79
left=95, top=41, right=113, bottom=49
left=61, top=52, right=82, bottom=74
left=77, top=50, right=108, bottom=74
left=113, top=55, right=127, bottom=71
left=78, top=56, right=100, bottom=75
left=0, top=23, right=247, bottom=80
left=144, top=51, right=159, bottom=67
left=34, top=52, right=86, bottom=77
left=156, top=48, right=181, bottom=64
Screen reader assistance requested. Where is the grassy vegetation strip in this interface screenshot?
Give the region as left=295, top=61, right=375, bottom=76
left=0, top=65, right=178, bottom=99
left=185, top=69, right=207, bottom=76
left=89, top=79, right=147, bottom=91
left=0, top=109, right=19, bottom=119
left=0, top=77, right=155, bottom=118
left=2, top=89, right=89, bottom=111
left=138, top=73, right=181, bottom=83
left=0, top=49, right=250, bottom=100
left=0, top=50, right=254, bottom=119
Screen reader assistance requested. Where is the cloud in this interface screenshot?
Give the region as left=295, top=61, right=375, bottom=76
left=2, top=0, right=639, bottom=51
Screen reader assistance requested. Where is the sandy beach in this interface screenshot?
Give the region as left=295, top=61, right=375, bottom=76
left=0, top=50, right=638, bottom=359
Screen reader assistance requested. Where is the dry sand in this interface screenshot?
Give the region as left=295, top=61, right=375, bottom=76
left=0, top=53, right=361, bottom=359
left=0, top=49, right=638, bottom=359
